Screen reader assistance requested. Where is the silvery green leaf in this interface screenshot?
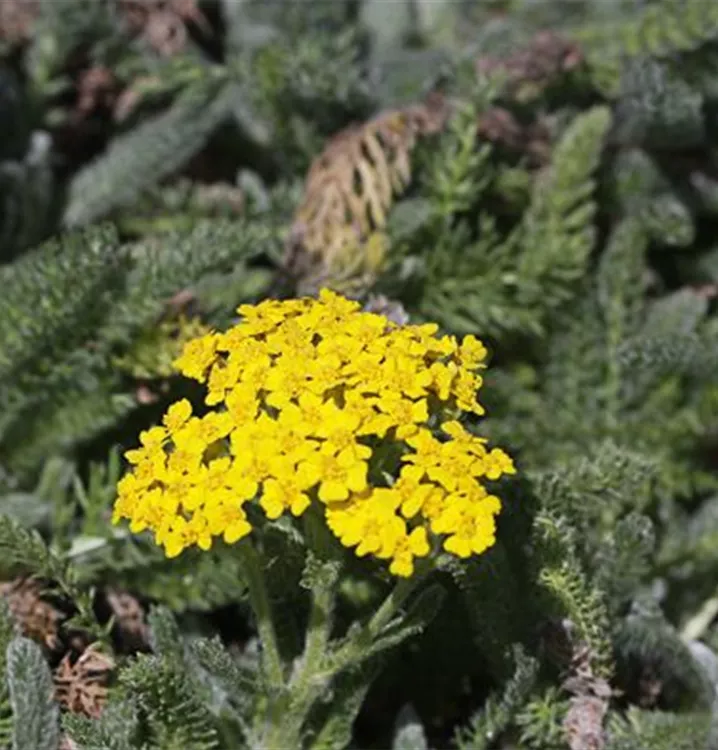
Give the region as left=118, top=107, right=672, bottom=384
left=392, top=704, right=428, bottom=750
left=7, top=637, right=59, bottom=750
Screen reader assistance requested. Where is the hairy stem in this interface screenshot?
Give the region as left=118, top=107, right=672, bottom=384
left=264, top=577, right=337, bottom=749
left=238, top=540, right=284, bottom=691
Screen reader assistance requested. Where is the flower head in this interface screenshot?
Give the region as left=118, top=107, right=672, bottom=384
left=113, top=290, right=515, bottom=575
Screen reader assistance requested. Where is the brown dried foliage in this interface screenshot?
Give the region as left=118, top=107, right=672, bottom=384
left=72, top=66, right=121, bottom=124
left=561, top=636, right=611, bottom=750
left=476, top=31, right=583, bottom=101
left=540, top=620, right=612, bottom=750
left=284, top=92, right=450, bottom=292
left=59, top=734, right=79, bottom=750
left=477, top=107, right=551, bottom=166
left=0, top=0, right=38, bottom=46
left=0, top=577, right=63, bottom=650
left=106, top=588, right=150, bottom=650
left=119, top=0, right=209, bottom=57
left=54, top=644, right=115, bottom=718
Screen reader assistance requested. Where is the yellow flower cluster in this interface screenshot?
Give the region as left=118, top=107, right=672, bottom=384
left=113, top=290, right=515, bottom=576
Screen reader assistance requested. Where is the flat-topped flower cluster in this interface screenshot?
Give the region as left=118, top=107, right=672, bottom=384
left=113, top=290, right=515, bottom=576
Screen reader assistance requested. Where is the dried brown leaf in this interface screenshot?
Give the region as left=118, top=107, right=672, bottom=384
left=0, top=0, right=38, bottom=46
left=477, top=31, right=583, bottom=101
left=285, top=93, right=449, bottom=293
left=118, top=0, right=208, bottom=55
left=106, top=589, right=150, bottom=650
left=54, top=645, right=115, bottom=718
left=73, top=66, right=117, bottom=121
left=0, top=577, right=63, bottom=650
left=559, top=625, right=612, bottom=750
left=58, top=734, right=79, bottom=750
left=477, top=107, right=551, bottom=165
left=564, top=694, right=609, bottom=750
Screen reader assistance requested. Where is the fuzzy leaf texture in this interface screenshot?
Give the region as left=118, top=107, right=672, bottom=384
left=605, top=706, right=714, bottom=750
left=117, top=653, right=220, bottom=750
left=576, top=0, right=718, bottom=95
left=392, top=704, right=428, bottom=750
left=0, top=514, right=68, bottom=584
left=6, top=637, right=59, bottom=750
left=63, top=78, right=237, bottom=227
left=0, top=601, right=15, bottom=748
left=456, top=645, right=539, bottom=750
left=516, top=105, right=611, bottom=319
left=63, top=701, right=141, bottom=750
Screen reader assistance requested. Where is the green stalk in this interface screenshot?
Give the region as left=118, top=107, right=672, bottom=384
left=367, top=575, right=420, bottom=636
left=238, top=540, right=284, bottom=691
left=329, top=569, right=426, bottom=676
left=264, top=579, right=336, bottom=748
left=292, top=580, right=335, bottom=700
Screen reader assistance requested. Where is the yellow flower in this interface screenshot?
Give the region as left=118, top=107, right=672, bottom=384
left=113, top=288, right=514, bottom=577
left=124, top=426, right=167, bottom=464
left=456, top=334, right=488, bottom=369
left=315, top=406, right=372, bottom=461
left=391, top=465, right=437, bottom=519
left=205, top=502, right=252, bottom=544
left=484, top=448, right=517, bottom=480
left=373, top=394, right=428, bottom=440
left=389, top=527, right=431, bottom=577
left=452, top=370, right=485, bottom=414
left=280, top=391, right=329, bottom=436
left=304, top=353, right=344, bottom=395
left=381, top=355, right=433, bottom=399
left=225, top=385, right=260, bottom=427
left=440, top=421, right=488, bottom=457
left=205, top=359, right=241, bottom=405
left=174, top=333, right=219, bottom=382
left=305, top=450, right=368, bottom=503
left=261, top=461, right=318, bottom=518
left=428, top=361, right=457, bottom=400
left=432, top=494, right=501, bottom=558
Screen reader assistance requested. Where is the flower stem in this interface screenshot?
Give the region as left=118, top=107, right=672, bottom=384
left=293, top=580, right=334, bottom=698
left=262, top=573, right=336, bottom=749
left=367, top=575, right=420, bottom=636
left=329, top=569, right=426, bottom=676
left=238, top=540, right=284, bottom=691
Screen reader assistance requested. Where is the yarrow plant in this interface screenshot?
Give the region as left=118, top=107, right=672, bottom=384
left=113, top=289, right=515, bottom=577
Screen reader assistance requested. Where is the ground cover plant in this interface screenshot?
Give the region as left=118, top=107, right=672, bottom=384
left=1, top=0, right=718, bottom=748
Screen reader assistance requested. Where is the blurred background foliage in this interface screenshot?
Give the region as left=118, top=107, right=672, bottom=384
left=1, top=0, right=718, bottom=748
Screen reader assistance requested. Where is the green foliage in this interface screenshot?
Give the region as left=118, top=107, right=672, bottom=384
left=0, top=513, right=68, bottom=583
left=391, top=704, right=428, bottom=750
left=189, top=637, right=260, bottom=722
left=576, top=0, right=718, bottom=95
left=450, top=544, right=530, bottom=681
left=63, top=78, right=238, bottom=228
left=614, top=607, right=716, bottom=710
left=63, top=701, right=142, bottom=750
left=6, top=637, right=59, bottom=750
left=0, top=218, right=275, bottom=476
left=515, top=106, right=611, bottom=315
left=516, top=687, right=569, bottom=750
left=307, top=663, right=380, bottom=750
left=606, top=706, right=714, bottom=750
left=456, top=646, right=540, bottom=750
left=394, top=102, right=611, bottom=338
left=532, top=512, right=614, bottom=678
left=118, top=654, right=221, bottom=750
left=1, top=2, right=718, bottom=748
left=0, top=602, right=15, bottom=747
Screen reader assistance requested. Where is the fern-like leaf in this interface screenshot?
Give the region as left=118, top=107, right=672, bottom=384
left=63, top=79, right=237, bottom=228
